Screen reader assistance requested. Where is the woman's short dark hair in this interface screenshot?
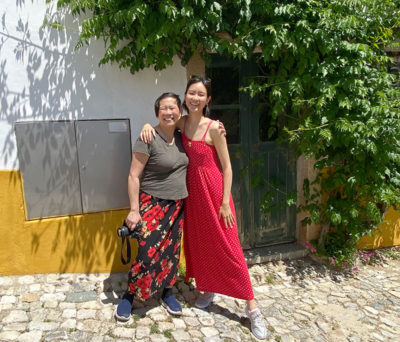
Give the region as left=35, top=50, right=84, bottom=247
left=183, top=75, right=212, bottom=116
left=154, top=92, right=182, bottom=117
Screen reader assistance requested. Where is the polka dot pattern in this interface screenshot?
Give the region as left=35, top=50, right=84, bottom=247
left=182, top=120, right=254, bottom=301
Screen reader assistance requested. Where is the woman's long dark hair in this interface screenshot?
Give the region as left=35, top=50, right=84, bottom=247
left=183, top=75, right=212, bottom=116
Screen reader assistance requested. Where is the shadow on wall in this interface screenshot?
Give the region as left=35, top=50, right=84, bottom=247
left=1, top=0, right=175, bottom=170
left=26, top=208, right=132, bottom=274
left=0, top=3, right=97, bottom=170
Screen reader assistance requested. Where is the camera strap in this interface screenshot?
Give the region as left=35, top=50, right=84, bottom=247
left=120, top=236, right=131, bottom=265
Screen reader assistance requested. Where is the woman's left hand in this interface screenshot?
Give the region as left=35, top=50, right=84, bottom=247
left=140, top=124, right=156, bottom=143
left=216, top=120, right=227, bottom=137
left=218, top=203, right=235, bottom=229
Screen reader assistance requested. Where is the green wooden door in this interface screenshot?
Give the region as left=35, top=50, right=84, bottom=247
left=206, top=56, right=296, bottom=249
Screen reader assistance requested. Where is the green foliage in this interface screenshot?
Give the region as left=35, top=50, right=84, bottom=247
left=52, top=0, right=253, bottom=72
left=51, top=0, right=400, bottom=264
left=243, top=0, right=400, bottom=265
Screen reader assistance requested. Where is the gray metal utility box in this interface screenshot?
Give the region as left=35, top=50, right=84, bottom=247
left=15, top=119, right=131, bottom=219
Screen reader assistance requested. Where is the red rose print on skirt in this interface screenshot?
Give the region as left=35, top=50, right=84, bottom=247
left=146, top=220, right=159, bottom=231
left=141, top=287, right=151, bottom=300
left=129, top=282, right=136, bottom=293
left=147, top=247, right=156, bottom=258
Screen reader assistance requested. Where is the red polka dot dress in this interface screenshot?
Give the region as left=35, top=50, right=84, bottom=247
left=182, top=120, right=254, bottom=300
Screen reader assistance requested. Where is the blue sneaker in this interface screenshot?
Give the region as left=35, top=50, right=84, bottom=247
left=115, top=293, right=134, bottom=322
left=161, top=293, right=182, bottom=316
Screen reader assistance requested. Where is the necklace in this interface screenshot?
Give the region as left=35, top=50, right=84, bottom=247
left=185, top=117, right=208, bottom=147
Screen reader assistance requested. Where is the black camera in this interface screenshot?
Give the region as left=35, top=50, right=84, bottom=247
left=117, top=222, right=142, bottom=265
left=117, top=223, right=142, bottom=240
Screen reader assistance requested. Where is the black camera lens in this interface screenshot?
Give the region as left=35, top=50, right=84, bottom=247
left=117, top=225, right=130, bottom=238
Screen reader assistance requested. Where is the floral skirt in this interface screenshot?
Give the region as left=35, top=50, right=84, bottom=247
left=127, top=191, right=184, bottom=301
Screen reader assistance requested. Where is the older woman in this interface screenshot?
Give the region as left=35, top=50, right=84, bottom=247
left=115, top=92, right=188, bottom=321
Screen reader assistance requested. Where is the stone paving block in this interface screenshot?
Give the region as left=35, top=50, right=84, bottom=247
left=200, top=326, right=219, bottom=337
left=28, top=321, right=60, bottom=331
left=0, top=277, right=14, bottom=287
left=80, top=301, right=103, bottom=310
left=183, top=316, right=200, bottom=327
left=76, top=319, right=102, bottom=332
left=198, top=315, right=215, bottom=326
left=171, top=317, right=186, bottom=329
left=171, top=329, right=191, bottom=341
left=89, top=336, right=104, bottom=342
left=370, top=332, right=385, bottom=341
left=2, top=323, right=26, bottom=332
left=157, top=321, right=174, bottom=331
left=135, top=317, right=154, bottom=326
left=149, top=334, right=169, bottom=342
left=135, top=326, right=151, bottom=339
left=1, top=295, right=17, bottom=304
left=62, top=308, right=77, bottom=318
left=2, top=310, right=29, bottom=323
left=17, top=276, right=35, bottom=285
left=214, top=321, right=229, bottom=333
left=111, top=326, right=135, bottom=339
left=280, top=335, right=295, bottom=342
left=60, top=318, right=76, bottom=330
left=364, top=305, right=379, bottom=315
left=21, top=293, right=39, bottom=303
left=379, top=316, right=397, bottom=327
left=65, top=291, right=97, bottom=303
left=188, top=329, right=203, bottom=338
left=203, top=336, right=224, bottom=342
left=43, top=330, right=68, bottom=341
left=76, top=309, right=97, bottom=320
left=18, top=330, right=43, bottom=342
left=0, top=330, right=20, bottom=340
left=42, top=284, right=56, bottom=294
left=220, top=331, right=241, bottom=341
left=43, top=300, right=58, bottom=308
left=69, top=330, right=92, bottom=341
left=149, top=313, right=169, bottom=321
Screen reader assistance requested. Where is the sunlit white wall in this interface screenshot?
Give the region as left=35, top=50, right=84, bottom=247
left=0, top=0, right=187, bottom=169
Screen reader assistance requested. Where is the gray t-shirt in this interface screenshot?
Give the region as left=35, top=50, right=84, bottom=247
left=133, top=130, right=188, bottom=200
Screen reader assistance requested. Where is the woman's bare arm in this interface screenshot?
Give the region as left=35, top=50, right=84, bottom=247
left=140, top=116, right=185, bottom=143
left=209, top=121, right=235, bottom=228
left=126, top=152, right=149, bottom=230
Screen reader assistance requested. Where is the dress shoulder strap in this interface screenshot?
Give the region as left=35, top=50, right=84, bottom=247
left=201, top=120, right=214, bottom=141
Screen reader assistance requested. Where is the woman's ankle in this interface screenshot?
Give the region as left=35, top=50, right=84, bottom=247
left=122, top=292, right=134, bottom=303
left=246, top=299, right=257, bottom=311
left=162, top=287, right=173, bottom=298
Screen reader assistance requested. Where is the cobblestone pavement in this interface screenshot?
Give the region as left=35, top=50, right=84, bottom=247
left=1, top=256, right=400, bottom=342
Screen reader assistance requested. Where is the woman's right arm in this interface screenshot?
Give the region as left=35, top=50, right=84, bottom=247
left=126, top=152, right=149, bottom=230
left=140, top=117, right=225, bottom=143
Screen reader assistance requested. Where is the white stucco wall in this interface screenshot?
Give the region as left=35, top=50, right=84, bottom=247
left=0, top=0, right=187, bottom=170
